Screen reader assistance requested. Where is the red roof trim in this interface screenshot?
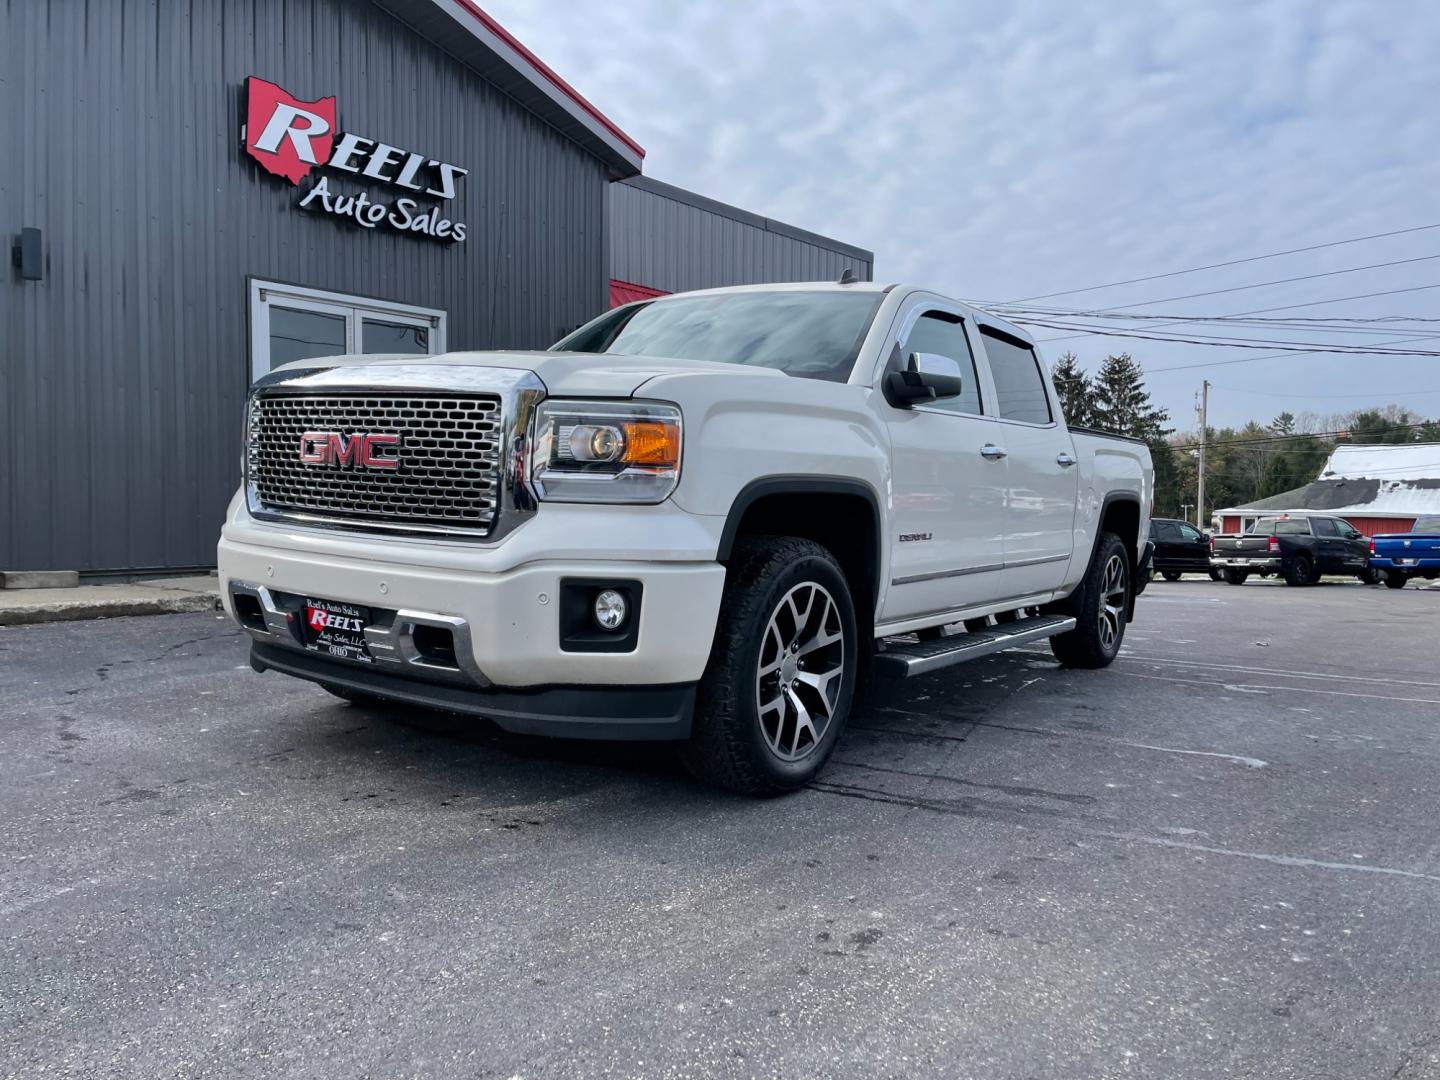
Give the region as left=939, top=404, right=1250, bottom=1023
left=451, top=1, right=645, bottom=160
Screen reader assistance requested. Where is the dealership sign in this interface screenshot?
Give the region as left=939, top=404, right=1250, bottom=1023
left=243, top=77, right=468, bottom=242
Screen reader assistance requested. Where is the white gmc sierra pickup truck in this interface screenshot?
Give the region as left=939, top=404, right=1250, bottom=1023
left=219, top=282, right=1154, bottom=794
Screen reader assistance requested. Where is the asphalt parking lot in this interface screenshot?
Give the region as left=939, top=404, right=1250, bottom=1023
left=3, top=579, right=1438, bottom=1079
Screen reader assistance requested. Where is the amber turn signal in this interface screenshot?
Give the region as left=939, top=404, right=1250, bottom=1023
left=620, top=420, right=681, bottom=467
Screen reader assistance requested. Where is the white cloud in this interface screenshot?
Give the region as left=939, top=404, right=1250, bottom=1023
left=487, top=0, right=1440, bottom=426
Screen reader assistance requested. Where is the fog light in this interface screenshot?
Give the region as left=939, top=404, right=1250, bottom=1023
left=594, top=589, right=628, bottom=631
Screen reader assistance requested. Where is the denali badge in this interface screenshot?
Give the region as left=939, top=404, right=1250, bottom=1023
left=299, top=432, right=401, bottom=469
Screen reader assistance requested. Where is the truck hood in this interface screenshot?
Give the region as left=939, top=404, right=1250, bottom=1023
left=266, top=350, right=787, bottom=399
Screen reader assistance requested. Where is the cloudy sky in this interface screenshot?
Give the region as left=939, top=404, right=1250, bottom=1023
left=487, top=0, right=1440, bottom=428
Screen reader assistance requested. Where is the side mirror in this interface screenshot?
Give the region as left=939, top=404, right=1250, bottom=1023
left=885, top=352, right=963, bottom=407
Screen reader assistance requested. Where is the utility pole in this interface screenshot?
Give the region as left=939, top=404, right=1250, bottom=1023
left=1196, top=380, right=1210, bottom=530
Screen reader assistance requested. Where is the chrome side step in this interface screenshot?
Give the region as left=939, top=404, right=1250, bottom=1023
left=875, top=614, right=1077, bottom=678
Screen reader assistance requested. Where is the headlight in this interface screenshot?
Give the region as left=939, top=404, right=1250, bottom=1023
left=529, top=400, right=682, bottom=503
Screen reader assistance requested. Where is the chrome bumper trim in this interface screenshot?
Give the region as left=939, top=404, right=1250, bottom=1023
left=228, top=581, right=489, bottom=687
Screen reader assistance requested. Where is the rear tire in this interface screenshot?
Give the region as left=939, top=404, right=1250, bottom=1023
left=1384, top=571, right=1408, bottom=589
left=1161, top=570, right=1182, bottom=582
left=1357, top=566, right=1379, bottom=585
left=1224, top=569, right=1249, bottom=585
left=1208, top=569, right=1223, bottom=582
left=1049, top=532, right=1129, bottom=669
left=682, top=536, right=857, bottom=796
left=1283, top=555, right=1316, bottom=587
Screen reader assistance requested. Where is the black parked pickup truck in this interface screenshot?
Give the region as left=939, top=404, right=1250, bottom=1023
left=1148, top=517, right=1216, bottom=581
left=1210, top=514, right=1374, bottom=586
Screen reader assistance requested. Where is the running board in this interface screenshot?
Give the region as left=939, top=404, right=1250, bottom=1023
left=875, top=614, right=1077, bottom=678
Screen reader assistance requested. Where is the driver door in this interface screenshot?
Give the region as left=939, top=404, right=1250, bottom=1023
left=881, top=305, right=1008, bottom=621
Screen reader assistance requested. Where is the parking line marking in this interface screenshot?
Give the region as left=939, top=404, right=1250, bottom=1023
left=1115, top=742, right=1267, bottom=768
left=1117, top=654, right=1440, bottom=689
left=1115, top=669, right=1440, bottom=706
left=1128, top=836, right=1440, bottom=884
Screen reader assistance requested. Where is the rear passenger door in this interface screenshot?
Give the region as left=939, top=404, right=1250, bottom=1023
left=1311, top=517, right=1345, bottom=572
left=977, top=326, right=1079, bottom=596
left=1331, top=517, right=1369, bottom=571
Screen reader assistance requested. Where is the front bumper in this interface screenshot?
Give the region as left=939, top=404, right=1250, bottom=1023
left=220, top=532, right=727, bottom=690
left=249, top=640, right=695, bottom=740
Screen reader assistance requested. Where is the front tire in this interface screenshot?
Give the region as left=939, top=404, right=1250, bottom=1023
left=1385, top=571, right=1408, bottom=589
left=682, top=536, right=857, bottom=795
left=1049, top=532, right=1129, bottom=669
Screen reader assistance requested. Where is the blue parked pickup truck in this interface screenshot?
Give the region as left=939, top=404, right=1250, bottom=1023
left=1370, top=516, right=1440, bottom=589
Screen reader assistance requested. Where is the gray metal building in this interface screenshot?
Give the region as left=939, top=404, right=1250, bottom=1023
left=2, top=0, right=872, bottom=575
left=609, top=177, right=873, bottom=303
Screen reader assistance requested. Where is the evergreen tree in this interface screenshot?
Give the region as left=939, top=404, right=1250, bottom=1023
left=1049, top=352, right=1094, bottom=428
left=1343, top=407, right=1422, bottom=444
left=1090, top=353, right=1171, bottom=440
left=1259, top=434, right=1329, bottom=498
left=1270, top=411, right=1296, bottom=436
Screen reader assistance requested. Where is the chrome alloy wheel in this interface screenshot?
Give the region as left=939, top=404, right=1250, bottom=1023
left=755, top=582, right=845, bottom=762
left=1098, top=553, right=1128, bottom=652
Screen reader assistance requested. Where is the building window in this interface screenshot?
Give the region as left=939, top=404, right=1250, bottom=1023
left=248, top=280, right=447, bottom=381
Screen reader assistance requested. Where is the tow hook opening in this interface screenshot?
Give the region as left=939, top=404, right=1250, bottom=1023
left=409, top=623, right=459, bottom=669
left=233, top=593, right=267, bottom=633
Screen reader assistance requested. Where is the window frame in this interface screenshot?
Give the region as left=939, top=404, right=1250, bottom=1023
left=248, top=279, right=447, bottom=382
left=893, top=307, right=987, bottom=418
left=977, top=324, right=1057, bottom=428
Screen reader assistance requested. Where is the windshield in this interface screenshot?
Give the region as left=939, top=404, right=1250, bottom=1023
left=553, top=291, right=885, bottom=382
left=1249, top=518, right=1309, bottom=535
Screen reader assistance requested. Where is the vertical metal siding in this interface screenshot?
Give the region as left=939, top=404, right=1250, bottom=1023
left=608, top=179, right=873, bottom=295
left=1, top=0, right=609, bottom=573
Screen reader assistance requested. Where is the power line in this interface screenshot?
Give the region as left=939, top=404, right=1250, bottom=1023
left=1027, top=252, right=1440, bottom=315
left=996, top=282, right=1440, bottom=345
left=1004, top=222, right=1440, bottom=303
left=1146, top=331, right=1440, bottom=375
left=1205, top=383, right=1440, bottom=399
left=1007, top=317, right=1440, bottom=356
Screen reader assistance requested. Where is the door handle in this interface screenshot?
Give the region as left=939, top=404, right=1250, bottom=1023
left=980, top=444, right=1007, bottom=460
left=1056, top=452, right=1077, bottom=467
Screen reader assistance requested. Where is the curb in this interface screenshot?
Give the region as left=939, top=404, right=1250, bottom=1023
left=0, top=591, right=223, bottom=627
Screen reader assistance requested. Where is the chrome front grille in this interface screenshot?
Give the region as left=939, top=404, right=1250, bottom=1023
left=247, top=392, right=503, bottom=536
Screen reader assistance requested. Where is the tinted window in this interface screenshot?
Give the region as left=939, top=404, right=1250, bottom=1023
left=1335, top=519, right=1363, bottom=540
left=1178, top=524, right=1203, bottom=542
left=1312, top=518, right=1337, bottom=537
left=269, top=307, right=346, bottom=366
left=553, top=291, right=884, bottom=382
left=1251, top=518, right=1310, bottom=535
left=981, top=328, right=1052, bottom=423
left=900, top=311, right=983, bottom=415
left=363, top=319, right=429, bottom=354
left=1155, top=521, right=1181, bottom=541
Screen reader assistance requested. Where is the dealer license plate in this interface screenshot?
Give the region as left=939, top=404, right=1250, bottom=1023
left=303, top=597, right=373, bottom=664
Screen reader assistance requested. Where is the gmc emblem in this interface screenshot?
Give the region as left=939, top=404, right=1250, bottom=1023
left=299, top=432, right=401, bottom=469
